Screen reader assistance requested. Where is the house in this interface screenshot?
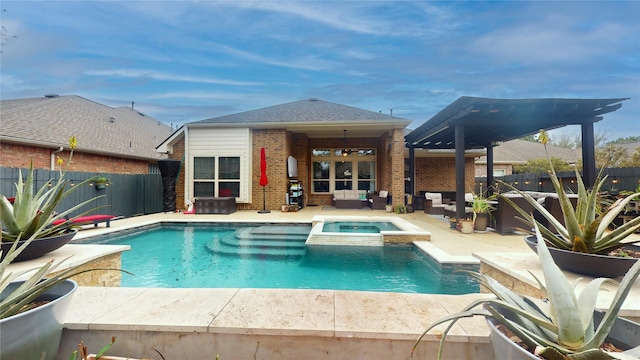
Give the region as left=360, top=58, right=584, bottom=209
left=0, top=94, right=173, bottom=174
left=474, top=139, right=581, bottom=177
left=158, top=98, right=481, bottom=211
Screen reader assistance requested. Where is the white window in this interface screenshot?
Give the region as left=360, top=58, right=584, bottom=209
left=311, top=148, right=376, bottom=193
left=493, top=169, right=506, bottom=177
left=193, top=156, right=241, bottom=197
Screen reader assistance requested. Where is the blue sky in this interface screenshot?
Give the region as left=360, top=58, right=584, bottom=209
left=1, top=1, right=639, bottom=140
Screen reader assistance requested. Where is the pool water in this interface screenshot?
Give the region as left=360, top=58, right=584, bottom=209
left=84, top=223, right=478, bottom=294
left=322, top=221, right=399, bottom=233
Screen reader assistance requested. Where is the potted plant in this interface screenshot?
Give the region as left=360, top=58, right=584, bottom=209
left=0, top=136, right=120, bottom=360
left=91, top=175, right=110, bottom=190
left=501, top=130, right=640, bottom=277
left=413, top=223, right=640, bottom=360
left=406, top=194, right=414, bottom=213
left=1, top=136, right=104, bottom=261
left=0, top=223, right=120, bottom=360
left=458, top=218, right=474, bottom=234
left=394, top=205, right=406, bottom=214
left=471, top=194, right=496, bottom=232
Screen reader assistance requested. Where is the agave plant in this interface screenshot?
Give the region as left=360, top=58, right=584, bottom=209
left=1, top=136, right=104, bottom=242
left=412, top=223, right=640, bottom=360
left=501, top=130, right=640, bottom=254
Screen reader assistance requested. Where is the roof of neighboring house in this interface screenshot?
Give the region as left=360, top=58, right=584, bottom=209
left=475, top=139, right=581, bottom=164
left=0, top=95, right=173, bottom=160
left=190, top=98, right=410, bottom=127
left=613, top=142, right=640, bottom=154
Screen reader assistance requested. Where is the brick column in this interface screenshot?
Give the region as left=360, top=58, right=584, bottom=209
left=390, top=128, right=405, bottom=207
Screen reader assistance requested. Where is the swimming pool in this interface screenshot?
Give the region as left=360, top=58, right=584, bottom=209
left=83, top=223, right=478, bottom=294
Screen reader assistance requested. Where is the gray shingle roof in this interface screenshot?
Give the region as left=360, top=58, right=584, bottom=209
left=0, top=95, right=173, bottom=160
left=191, top=98, right=410, bottom=125
left=476, top=139, right=581, bottom=164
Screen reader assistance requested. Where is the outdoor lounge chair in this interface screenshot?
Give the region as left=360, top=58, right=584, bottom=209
left=492, top=194, right=537, bottom=235
left=423, top=192, right=447, bottom=215
left=52, top=214, right=118, bottom=228
left=367, top=191, right=388, bottom=210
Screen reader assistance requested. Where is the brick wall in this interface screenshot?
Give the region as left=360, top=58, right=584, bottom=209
left=1, top=143, right=149, bottom=174
left=52, top=253, right=123, bottom=287
left=414, top=156, right=476, bottom=193
left=169, top=137, right=186, bottom=210
left=249, top=129, right=288, bottom=211
left=389, top=129, right=405, bottom=207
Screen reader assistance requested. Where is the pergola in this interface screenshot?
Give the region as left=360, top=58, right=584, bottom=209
left=404, top=96, right=628, bottom=220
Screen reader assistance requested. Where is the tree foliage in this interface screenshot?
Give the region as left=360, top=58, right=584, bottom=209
left=513, top=157, right=574, bottom=174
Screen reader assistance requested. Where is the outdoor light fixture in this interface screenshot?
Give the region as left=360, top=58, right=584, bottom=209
left=612, top=178, right=619, bottom=184
left=341, top=129, right=350, bottom=157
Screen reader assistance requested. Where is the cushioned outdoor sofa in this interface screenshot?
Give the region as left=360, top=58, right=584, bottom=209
left=332, top=189, right=366, bottom=209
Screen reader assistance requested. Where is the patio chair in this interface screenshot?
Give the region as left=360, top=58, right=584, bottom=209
left=367, top=191, right=388, bottom=210
left=493, top=194, right=537, bottom=235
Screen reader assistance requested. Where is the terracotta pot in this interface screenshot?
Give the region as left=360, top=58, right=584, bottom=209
left=474, top=213, right=490, bottom=232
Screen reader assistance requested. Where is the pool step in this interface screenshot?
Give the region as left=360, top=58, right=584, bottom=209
left=220, top=237, right=307, bottom=249
left=234, top=226, right=310, bottom=241
left=204, top=226, right=309, bottom=259
left=204, top=242, right=306, bottom=259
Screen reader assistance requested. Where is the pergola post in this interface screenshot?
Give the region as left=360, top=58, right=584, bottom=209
left=408, top=145, right=415, bottom=196
left=486, top=145, right=494, bottom=195
left=454, top=124, right=466, bottom=220
left=581, top=122, right=596, bottom=187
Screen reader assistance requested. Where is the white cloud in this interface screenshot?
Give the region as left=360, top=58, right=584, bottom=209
left=85, top=69, right=262, bottom=86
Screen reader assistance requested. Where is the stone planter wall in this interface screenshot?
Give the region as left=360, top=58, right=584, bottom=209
left=51, top=253, right=123, bottom=287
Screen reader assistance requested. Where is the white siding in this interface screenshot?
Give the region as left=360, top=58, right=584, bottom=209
left=186, top=128, right=252, bottom=203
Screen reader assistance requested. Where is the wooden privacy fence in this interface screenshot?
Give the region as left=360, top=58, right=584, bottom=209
left=0, top=167, right=165, bottom=218
left=475, top=167, right=640, bottom=195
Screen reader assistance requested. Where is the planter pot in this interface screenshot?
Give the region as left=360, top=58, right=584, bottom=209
left=385, top=204, right=393, bottom=213
left=0, top=279, right=78, bottom=360
left=95, top=183, right=106, bottom=190
left=524, top=236, right=639, bottom=278
left=406, top=204, right=414, bottom=213
left=487, top=318, right=537, bottom=359
left=459, top=220, right=474, bottom=234
left=487, top=311, right=640, bottom=360
left=474, top=213, right=490, bottom=232
left=0, top=230, right=77, bottom=262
